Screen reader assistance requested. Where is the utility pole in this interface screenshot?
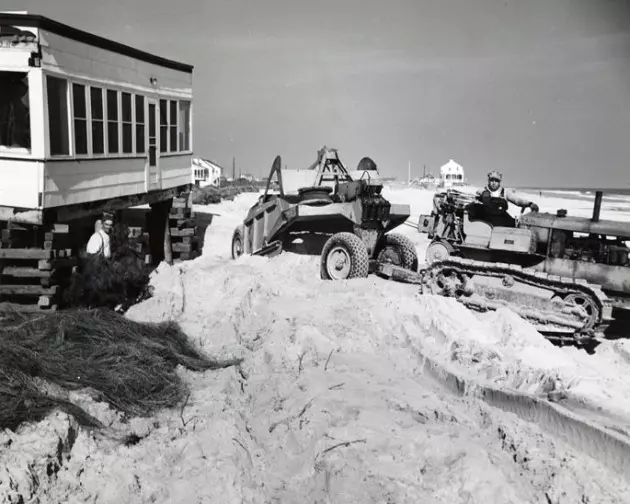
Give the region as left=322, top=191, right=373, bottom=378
left=423, top=164, right=426, bottom=178
left=232, top=157, right=236, bottom=181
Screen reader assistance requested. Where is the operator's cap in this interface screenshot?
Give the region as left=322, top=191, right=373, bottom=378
left=487, top=170, right=503, bottom=182
left=102, top=211, right=114, bottom=222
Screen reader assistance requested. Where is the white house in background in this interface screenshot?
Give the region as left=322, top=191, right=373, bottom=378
left=439, top=159, right=466, bottom=188
left=191, top=157, right=223, bottom=187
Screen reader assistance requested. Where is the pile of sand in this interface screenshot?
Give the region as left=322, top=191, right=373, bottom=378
left=3, top=190, right=630, bottom=503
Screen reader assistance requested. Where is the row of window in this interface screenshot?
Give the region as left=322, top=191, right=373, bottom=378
left=193, top=168, right=208, bottom=177
left=46, top=75, right=191, bottom=158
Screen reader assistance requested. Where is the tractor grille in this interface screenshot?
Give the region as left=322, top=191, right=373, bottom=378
left=362, top=196, right=391, bottom=222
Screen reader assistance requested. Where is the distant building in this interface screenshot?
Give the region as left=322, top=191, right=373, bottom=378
left=411, top=172, right=439, bottom=189
left=192, top=158, right=223, bottom=187
left=239, top=174, right=254, bottom=182
left=439, top=159, right=466, bottom=188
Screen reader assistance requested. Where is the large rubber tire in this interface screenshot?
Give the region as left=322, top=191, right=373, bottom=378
left=320, top=232, right=369, bottom=280
left=231, top=226, right=244, bottom=259
left=375, top=232, right=419, bottom=272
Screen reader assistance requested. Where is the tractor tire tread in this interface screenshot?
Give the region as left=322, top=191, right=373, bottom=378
left=320, top=232, right=370, bottom=280
left=231, top=226, right=244, bottom=259
left=378, top=232, right=419, bottom=272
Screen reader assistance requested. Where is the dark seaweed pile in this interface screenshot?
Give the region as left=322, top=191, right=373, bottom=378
left=0, top=308, right=239, bottom=431
left=63, top=222, right=153, bottom=311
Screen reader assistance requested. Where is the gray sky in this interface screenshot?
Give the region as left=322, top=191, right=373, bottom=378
left=9, top=0, right=630, bottom=187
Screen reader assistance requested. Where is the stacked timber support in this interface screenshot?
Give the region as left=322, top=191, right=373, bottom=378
left=0, top=223, right=76, bottom=312
left=170, top=192, right=201, bottom=263
left=126, top=225, right=151, bottom=265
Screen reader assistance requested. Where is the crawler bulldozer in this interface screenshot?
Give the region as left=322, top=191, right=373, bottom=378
left=231, top=147, right=419, bottom=280
left=406, top=188, right=630, bottom=343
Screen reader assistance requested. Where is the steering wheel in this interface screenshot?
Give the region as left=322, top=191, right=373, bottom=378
left=520, top=203, right=539, bottom=214
left=515, top=204, right=538, bottom=226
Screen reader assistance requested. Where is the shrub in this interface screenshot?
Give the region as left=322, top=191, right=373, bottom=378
left=64, top=223, right=153, bottom=311
left=192, top=186, right=221, bottom=205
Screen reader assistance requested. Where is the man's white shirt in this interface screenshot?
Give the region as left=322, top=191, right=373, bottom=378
left=86, top=229, right=111, bottom=258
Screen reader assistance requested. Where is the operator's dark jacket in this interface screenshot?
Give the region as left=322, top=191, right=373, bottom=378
left=474, top=187, right=534, bottom=209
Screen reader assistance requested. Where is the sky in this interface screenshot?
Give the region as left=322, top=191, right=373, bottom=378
left=6, top=0, right=630, bottom=188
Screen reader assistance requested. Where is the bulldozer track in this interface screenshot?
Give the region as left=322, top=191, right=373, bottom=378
left=420, top=257, right=612, bottom=338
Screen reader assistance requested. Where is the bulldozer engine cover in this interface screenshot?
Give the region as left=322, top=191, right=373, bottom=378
left=489, top=227, right=535, bottom=253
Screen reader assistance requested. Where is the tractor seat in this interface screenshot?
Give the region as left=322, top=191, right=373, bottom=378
left=463, top=211, right=493, bottom=247
left=466, top=201, right=517, bottom=228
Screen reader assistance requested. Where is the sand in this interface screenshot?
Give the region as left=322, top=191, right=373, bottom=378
left=2, top=186, right=630, bottom=503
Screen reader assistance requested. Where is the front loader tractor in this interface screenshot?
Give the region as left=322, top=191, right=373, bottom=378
left=231, top=146, right=418, bottom=280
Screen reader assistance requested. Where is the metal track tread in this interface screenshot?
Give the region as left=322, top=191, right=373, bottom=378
left=420, top=257, right=612, bottom=340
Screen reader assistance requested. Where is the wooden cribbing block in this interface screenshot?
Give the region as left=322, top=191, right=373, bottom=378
left=172, top=198, right=189, bottom=209
left=169, top=208, right=193, bottom=219
left=1, top=266, right=54, bottom=278
left=52, top=224, right=69, bottom=233
left=0, top=284, right=59, bottom=296
left=170, top=227, right=197, bottom=237
left=172, top=218, right=196, bottom=229
left=0, top=249, right=53, bottom=260
left=0, top=302, right=58, bottom=313
left=181, top=236, right=198, bottom=245
left=172, top=242, right=193, bottom=253
left=38, top=258, right=78, bottom=271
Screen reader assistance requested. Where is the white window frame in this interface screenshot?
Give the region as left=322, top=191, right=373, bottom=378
left=70, top=81, right=90, bottom=158
left=44, top=72, right=73, bottom=159
left=0, top=69, right=34, bottom=157
left=88, top=85, right=106, bottom=158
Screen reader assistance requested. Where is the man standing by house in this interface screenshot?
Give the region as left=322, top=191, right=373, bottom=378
left=86, top=212, right=113, bottom=258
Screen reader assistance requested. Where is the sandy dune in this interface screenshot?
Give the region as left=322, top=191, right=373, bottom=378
left=3, top=187, right=630, bottom=503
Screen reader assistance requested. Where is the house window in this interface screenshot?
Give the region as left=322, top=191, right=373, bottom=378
left=121, top=92, right=132, bottom=154
left=135, top=95, right=145, bottom=153
left=169, top=100, right=177, bottom=152
left=90, top=87, right=104, bottom=154
left=107, top=89, right=119, bottom=154
left=179, top=100, right=191, bottom=151
left=159, top=99, right=167, bottom=153
left=72, top=83, right=88, bottom=155
left=46, top=76, right=69, bottom=156
left=0, top=71, right=31, bottom=150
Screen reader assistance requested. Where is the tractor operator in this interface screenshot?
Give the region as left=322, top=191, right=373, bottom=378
left=86, top=212, right=113, bottom=258
left=475, top=170, right=539, bottom=227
